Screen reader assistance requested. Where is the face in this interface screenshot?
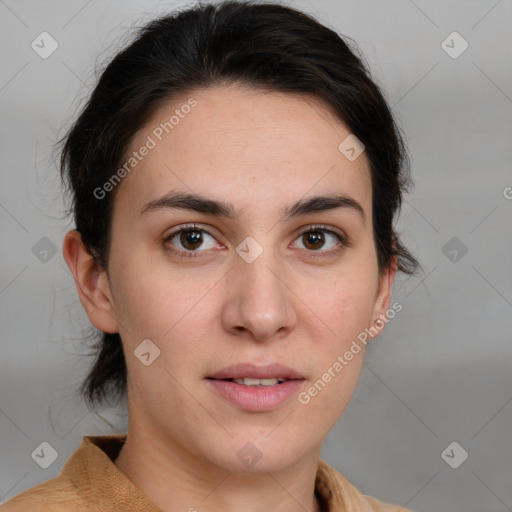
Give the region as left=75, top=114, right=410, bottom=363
left=72, top=84, right=395, bottom=473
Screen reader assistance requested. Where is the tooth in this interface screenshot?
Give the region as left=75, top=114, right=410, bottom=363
left=243, top=377, right=261, bottom=386
left=231, top=377, right=281, bottom=386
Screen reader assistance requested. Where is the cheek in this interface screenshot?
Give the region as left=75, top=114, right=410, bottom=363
left=297, top=278, right=372, bottom=424
left=300, top=267, right=376, bottom=409
left=108, top=250, right=218, bottom=353
left=311, top=266, right=378, bottom=339
left=337, top=279, right=376, bottom=332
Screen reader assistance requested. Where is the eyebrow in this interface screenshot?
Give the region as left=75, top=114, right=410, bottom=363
left=140, top=190, right=365, bottom=223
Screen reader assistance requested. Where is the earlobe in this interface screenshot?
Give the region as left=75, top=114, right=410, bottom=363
left=62, top=230, right=119, bottom=334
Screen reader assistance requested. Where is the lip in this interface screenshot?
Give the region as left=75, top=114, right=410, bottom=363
left=206, top=379, right=305, bottom=412
left=207, top=363, right=305, bottom=380
left=206, top=363, right=305, bottom=412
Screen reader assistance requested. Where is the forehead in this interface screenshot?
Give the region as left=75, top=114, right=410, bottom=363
left=116, top=84, right=372, bottom=220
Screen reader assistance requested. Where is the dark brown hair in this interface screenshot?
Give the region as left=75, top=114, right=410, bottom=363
left=60, top=0, right=419, bottom=408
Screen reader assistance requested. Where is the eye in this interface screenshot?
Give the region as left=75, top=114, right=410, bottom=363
left=163, top=223, right=348, bottom=259
left=292, top=225, right=347, bottom=255
left=164, top=224, right=220, bottom=257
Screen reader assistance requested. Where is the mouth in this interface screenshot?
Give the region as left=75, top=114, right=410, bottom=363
left=205, top=363, right=306, bottom=411
left=211, top=377, right=291, bottom=386
left=207, top=362, right=305, bottom=381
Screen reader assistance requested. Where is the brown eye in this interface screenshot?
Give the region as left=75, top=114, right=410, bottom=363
left=179, top=229, right=204, bottom=250
left=302, top=230, right=325, bottom=250
left=165, top=226, right=218, bottom=255
left=294, top=227, right=345, bottom=254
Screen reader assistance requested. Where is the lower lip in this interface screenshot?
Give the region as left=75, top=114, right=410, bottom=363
left=206, top=379, right=305, bottom=412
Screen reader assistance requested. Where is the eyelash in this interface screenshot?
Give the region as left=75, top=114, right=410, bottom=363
left=163, top=223, right=349, bottom=259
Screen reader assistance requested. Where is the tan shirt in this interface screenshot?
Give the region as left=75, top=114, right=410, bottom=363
left=0, top=435, right=412, bottom=511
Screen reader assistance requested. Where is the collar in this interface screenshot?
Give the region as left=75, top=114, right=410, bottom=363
left=59, top=434, right=398, bottom=512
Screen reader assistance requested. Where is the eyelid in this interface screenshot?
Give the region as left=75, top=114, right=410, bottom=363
left=164, top=222, right=217, bottom=240
left=292, top=224, right=351, bottom=254
left=163, top=222, right=350, bottom=258
left=163, top=223, right=221, bottom=258
left=300, top=224, right=348, bottom=241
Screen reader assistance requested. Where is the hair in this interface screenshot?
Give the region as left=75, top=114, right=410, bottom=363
left=59, top=0, right=419, bottom=409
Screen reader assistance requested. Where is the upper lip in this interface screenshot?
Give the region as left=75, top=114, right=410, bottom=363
left=207, top=363, right=305, bottom=380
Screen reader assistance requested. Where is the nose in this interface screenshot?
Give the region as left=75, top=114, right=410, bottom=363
left=221, top=248, right=297, bottom=342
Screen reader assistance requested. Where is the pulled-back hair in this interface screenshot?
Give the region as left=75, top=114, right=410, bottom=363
left=59, top=0, right=419, bottom=408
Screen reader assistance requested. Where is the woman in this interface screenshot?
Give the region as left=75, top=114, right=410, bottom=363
left=1, top=1, right=419, bottom=510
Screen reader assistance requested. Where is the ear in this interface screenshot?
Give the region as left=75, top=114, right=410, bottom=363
left=62, top=230, right=118, bottom=334
left=368, top=255, right=398, bottom=340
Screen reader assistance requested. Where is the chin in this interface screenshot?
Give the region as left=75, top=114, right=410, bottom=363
left=205, top=435, right=311, bottom=475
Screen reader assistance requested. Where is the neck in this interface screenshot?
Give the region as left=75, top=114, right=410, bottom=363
left=114, top=426, right=322, bottom=512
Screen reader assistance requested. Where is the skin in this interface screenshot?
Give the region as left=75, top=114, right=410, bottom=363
left=63, top=83, right=396, bottom=512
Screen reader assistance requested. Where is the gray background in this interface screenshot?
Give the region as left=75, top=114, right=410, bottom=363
left=1, top=0, right=511, bottom=511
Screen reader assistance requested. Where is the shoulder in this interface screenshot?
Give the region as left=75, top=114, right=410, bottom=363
left=316, top=459, right=413, bottom=512
left=0, top=475, right=86, bottom=511
left=0, top=434, right=128, bottom=512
